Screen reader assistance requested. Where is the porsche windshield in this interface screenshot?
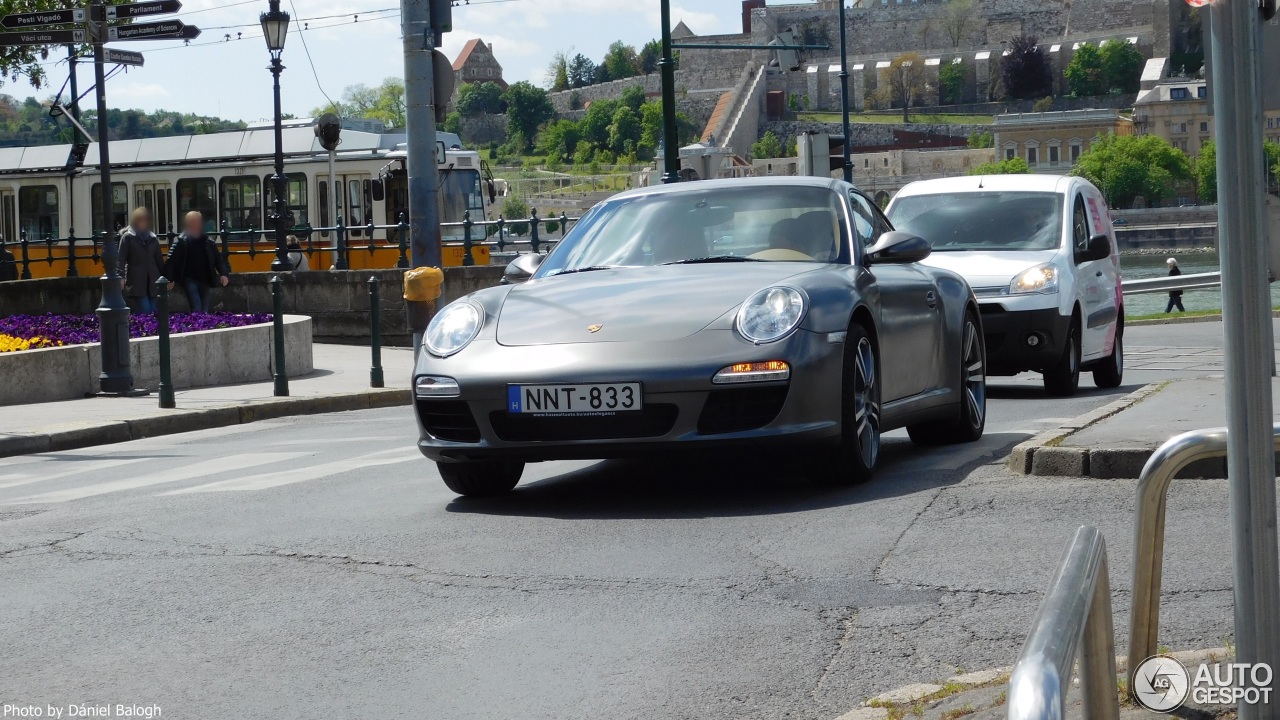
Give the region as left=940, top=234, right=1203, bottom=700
left=887, top=191, right=1064, bottom=252
left=537, top=185, right=848, bottom=277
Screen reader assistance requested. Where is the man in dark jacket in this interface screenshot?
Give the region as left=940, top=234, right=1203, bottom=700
left=164, top=211, right=229, bottom=312
left=0, top=239, right=16, bottom=282
left=119, top=208, right=165, bottom=312
left=1165, top=257, right=1185, bottom=313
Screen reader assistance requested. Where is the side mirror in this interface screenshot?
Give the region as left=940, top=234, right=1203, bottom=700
left=866, top=231, right=931, bottom=265
left=502, top=253, right=543, bottom=285
left=1081, top=233, right=1110, bottom=263
left=371, top=179, right=385, bottom=203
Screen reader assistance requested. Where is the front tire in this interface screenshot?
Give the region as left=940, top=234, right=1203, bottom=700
left=908, top=309, right=986, bottom=445
left=438, top=460, right=524, bottom=497
left=809, top=323, right=880, bottom=485
left=1092, top=329, right=1123, bottom=389
left=1043, top=320, right=1081, bottom=397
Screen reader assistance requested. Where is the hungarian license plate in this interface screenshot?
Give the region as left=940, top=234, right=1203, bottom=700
left=507, top=383, right=642, bottom=415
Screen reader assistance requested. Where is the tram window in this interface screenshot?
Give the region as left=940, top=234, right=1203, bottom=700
left=438, top=170, right=482, bottom=226
left=1, top=192, right=16, bottom=245
left=263, top=173, right=308, bottom=228
left=90, top=182, right=128, bottom=236
left=18, top=185, right=59, bottom=240
left=177, top=178, right=218, bottom=233
left=220, top=176, right=262, bottom=231
left=318, top=180, right=330, bottom=237
left=347, top=179, right=369, bottom=236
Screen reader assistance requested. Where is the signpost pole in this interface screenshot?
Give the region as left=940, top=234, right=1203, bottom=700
left=1209, top=0, right=1280, bottom=715
left=659, top=0, right=680, bottom=184
left=90, top=0, right=135, bottom=395
left=401, top=0, right=442, bottom=353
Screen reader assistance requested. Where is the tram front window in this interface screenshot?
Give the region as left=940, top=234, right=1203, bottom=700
left=439, top=169, right=483, bottom=241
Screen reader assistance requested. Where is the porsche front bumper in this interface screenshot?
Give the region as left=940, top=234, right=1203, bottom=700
left=412, top=329, right=846, bottom=463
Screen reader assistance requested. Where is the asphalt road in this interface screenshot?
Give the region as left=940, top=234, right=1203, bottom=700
left=0, top=320, right=1258, bottom=720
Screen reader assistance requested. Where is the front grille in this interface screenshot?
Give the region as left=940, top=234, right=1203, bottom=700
left=697, top=386, right=789, bottom=435
left=416, top=400, right=482, bottom=443
left=489, top=405, right=679, bottom=442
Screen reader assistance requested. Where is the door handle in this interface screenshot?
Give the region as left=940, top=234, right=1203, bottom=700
left=925, top=290, right=937, bottom=308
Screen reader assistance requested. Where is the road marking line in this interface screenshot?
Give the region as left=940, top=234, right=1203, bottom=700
left=5, top=453, right=308, bottom=504
left=0, top=457, right=153, bottom=491
left=268, top=436, right=385, bottom=447
left=165, top=447, right=419, bottom=495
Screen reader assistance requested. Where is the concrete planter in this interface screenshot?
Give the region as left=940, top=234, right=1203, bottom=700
left=0, top=315, right=313, bottom=406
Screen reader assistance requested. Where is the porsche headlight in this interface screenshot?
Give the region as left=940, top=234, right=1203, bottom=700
left=424, top=301, right=483, bottom=358
left=736, top=286, right=807, bottom=344
left=1009, top=264, right=1059, bottom=295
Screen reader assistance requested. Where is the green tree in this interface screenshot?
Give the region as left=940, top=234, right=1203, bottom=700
left=1064, top=44, right=1106, bottom=97
left=938, top=60, right=965, bottom=105
left=967, top=131, right=994, bottom=148
left=573, top=139, right=595, bottom=165
left=620, top=84, right=646, bottom=112
left=607, top=106, right=641, bottom=155
left=1001, top=35, right=1053, bottom=100
left=567, top=54, right=595, bottom=88
left=941, top=0, right=976, bottom=47
left=502, top=82, right=555, bottom=151
left=968, top=157, right=1031, bottom=175
left=313, top=77, right=407, bottom=128
left=751, top=131, right=785, bottom=160
left=443, top=111, right=463, bottom=137
left=875, top=52, right=928, bottom=123
left=1073, top=133, right=1192, bottom=207
left=580, top=98, right=620, bottom=148
left=1195, top=139, right=1217, bottom=203
left=639, top=40, right=662, bottom=74
left=1099, top=39, right=1144, bottom=94
left=547, top=51, right=570, bottom=92
left=456, top=81, right=506, bottom=116
left=502, top=196, right=530, bottom=235
left=537, top=119, right=581, bottom=162
left=602, top=41, right=640, bottom=81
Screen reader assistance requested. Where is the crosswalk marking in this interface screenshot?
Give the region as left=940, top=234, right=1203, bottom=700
left=6, top=452, right=308, bottom=505
left=0, top=457, right=153, bottom=491
left=165, top=447, right=420, bottom=495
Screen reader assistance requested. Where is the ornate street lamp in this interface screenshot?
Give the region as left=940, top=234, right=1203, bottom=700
left=261, top=0, right=293, bottom=271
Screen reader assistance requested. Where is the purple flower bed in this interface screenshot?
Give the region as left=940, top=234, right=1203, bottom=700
left=0, top=313, right=273, bottom=347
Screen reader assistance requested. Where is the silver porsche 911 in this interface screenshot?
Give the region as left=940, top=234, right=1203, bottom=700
left=413, top=177, right=986, bottom=497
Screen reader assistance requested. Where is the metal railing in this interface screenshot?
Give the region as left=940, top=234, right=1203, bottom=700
left=1127, top=424, right=1280, bottom=679
left=1, top=209, right=581, bottom=279
left=1122, top=271, right=1223, bottom=296
left=1007, top=525, right=1119, bottom=720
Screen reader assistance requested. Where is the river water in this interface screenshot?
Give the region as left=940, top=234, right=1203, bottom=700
left=1121, top=251, right=1280, bottom=317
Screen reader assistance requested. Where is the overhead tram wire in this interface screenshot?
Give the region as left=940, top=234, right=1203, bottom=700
left=199, top=7, right=399, bottom=32
left=288, top=0, right=336, bottom=110
left=139, top=13, right=402, bottom=54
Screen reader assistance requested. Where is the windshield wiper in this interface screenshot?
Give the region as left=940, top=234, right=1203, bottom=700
left=662, top=255, right=762, bottom=265
left=549, top=265, right=620, bottom=277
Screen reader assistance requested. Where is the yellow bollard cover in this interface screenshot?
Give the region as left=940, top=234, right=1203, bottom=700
left=404, top=267, right=445, bottom=302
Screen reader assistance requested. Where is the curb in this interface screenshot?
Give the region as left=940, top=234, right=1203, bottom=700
left=1007, top=382, right=1169, bottom=478
left=0, top=388, right=411, bottom=460
left=832, top=647, right=1233, bottom=720
left=1128, top=309, right=1280, bottom=327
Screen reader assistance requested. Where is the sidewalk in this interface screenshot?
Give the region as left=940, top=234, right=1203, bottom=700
left=0, top=343, right=415, bottom=459
left=1010, top=377, right=1280, bottom=478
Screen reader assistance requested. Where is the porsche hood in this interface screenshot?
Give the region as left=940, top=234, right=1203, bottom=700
left=495, top=264, right=817, bottom=346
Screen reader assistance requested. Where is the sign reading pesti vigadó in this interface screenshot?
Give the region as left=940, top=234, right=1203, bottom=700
left=0, top=8, right=86, bottom=29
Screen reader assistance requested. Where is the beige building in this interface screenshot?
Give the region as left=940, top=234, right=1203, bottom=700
left=1133, top=80, right=1212, bottom=155
left=451, top=38, right=507, bottom=90
left=992, top=110, right=1134, bottom=170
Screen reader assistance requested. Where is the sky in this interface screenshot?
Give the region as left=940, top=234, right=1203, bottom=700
left=31, top=0, right=751, bottom=123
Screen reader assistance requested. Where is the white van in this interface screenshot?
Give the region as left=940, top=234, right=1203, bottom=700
left=886, top=175, right=1122, bottom=396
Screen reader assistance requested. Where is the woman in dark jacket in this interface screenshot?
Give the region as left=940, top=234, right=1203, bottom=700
left=119, top=207, right=164, bottom=312
left=164, top=211, right=229, bottom=312
left=1165, top=257, right=1185, bottom=313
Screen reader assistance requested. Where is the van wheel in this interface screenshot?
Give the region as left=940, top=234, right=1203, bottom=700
left=1093, top=330, right=1123, bottom=389
left=1043, top=321, right=1081, bottom=397
left=908, top=309, right=986, bottom=445
left=437, top=460, right=524, bottom=497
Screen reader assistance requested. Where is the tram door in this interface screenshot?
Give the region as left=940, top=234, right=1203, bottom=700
left=318, top=174, right=372, bottom=236
left=0, top=189, right=15, bottom=245
left=134, top=183, right=173, bottom=235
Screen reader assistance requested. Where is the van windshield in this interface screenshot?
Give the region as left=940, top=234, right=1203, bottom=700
left=887, top=191, right=1064, bottom=252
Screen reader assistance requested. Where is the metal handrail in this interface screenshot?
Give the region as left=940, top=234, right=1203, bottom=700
left=1127, top=424, right=1280, bottom=679
left=1122, top=271, right=1222, bottom=296
left=1008, top=525, right=1119, bottom=720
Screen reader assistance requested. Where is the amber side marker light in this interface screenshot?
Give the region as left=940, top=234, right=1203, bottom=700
left=712, top=361, right=791, bottom=384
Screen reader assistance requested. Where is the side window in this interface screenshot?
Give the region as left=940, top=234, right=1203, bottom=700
left=1072, top=196, right=1090, bottom=262
left=848, top=191, right=881, bottom=247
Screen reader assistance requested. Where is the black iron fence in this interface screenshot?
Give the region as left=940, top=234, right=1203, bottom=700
left=2, top=209, right=582, bottom=280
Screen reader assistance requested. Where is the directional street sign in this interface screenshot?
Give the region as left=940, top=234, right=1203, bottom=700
left=0, top=8, right=86, bottom=29
left=104, top=48, right=144, bottom=67
left=107, top=19, right=198, bottom=41
left=0, top=28, right=87, bottom=46
left=106, top=1, right=183, bottom=22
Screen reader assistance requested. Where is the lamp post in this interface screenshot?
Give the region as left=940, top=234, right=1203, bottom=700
left=658, top=0, right=681, bottom=184
left=838, top=0, right=852, bottom=183
left=261, top=0, right=293, bottom=271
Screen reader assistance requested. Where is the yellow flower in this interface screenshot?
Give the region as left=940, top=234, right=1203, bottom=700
left=0, top=334, right=62, bottom=353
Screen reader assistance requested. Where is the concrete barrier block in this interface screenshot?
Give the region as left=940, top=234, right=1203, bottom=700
left=1030, top=447, right=1089, bottom=476
left=0, top=433, right=53, bottom=457
left=1088, top=448, right=1151, bottom=479
left=127, top=408, right=242, bottom=439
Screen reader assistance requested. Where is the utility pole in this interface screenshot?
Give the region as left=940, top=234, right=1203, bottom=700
left=838, top=1, right=851, bottom=183
left=1210, top=0, right=1280, bottom=714
left=659, top=0, right=680, bottom=184
left=402, top=0, right=442, bottom=270
left=91, top=0, right=135, bottom=395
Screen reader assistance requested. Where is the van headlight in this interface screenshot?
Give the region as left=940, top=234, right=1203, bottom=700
left=1009, top=264, right=1059, bottom=295
left=424, top=301, right=483, bottom=358
left=736, top=286, right=807, bottom=344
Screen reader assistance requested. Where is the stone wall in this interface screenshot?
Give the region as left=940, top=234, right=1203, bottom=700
left=763, top=120, right=983, bottom=150
left=459, top=114, right=508, bottom=147
left=0, top=266, right=508, bottom=347
left=547, top=66, right=748, bottom=131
